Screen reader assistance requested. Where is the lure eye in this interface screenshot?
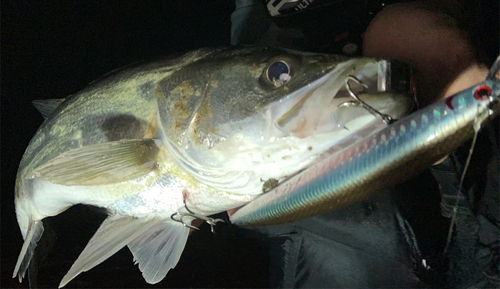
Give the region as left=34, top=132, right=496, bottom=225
left=474, top=85, right=491, bottom=100
left=262, top=59, right=293, bottom=88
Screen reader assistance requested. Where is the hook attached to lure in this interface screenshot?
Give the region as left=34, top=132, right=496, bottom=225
left=340, top=75, right=395, bottom=124
left=171, top=194, right=225, bottom=233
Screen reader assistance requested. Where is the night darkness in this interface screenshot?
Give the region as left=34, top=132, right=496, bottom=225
left=2, top=1, right=270, bottom=288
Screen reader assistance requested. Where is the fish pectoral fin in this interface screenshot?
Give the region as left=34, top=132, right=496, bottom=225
left=30, top=139, right=160, bottom=186
left=59, top=215, right=154, bottom=288
left=127, top=221, right=190, bottom=284
left=32, top=98, right=66, bottom=119
left=13, top=220, right=44, bottom=283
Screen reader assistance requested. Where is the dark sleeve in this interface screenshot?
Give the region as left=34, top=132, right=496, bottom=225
left=257, top=190, right=431, bottom=288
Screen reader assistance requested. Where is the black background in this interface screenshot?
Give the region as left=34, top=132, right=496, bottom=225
left=2, top=1, right=270, bottom=288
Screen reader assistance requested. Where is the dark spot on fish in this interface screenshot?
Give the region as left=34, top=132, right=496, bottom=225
left=262, top=178, right=279, bottom=193
left=101, top=114, right=145, bottom=141
left=308, top=146, right=312, bottom=151
left=137, top=81, right=155, bottom=100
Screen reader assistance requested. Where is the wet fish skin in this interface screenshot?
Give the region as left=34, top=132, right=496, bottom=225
left=230, top=79, right=500, bottom=226
left=13, top=47, right=414, bottom=287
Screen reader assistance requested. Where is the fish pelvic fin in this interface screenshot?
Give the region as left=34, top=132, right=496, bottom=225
left=13, top=220, right=44, bottom=283
left=58, top=215, right=190, bottom=288
left=127, top=220, right=189, bottom=284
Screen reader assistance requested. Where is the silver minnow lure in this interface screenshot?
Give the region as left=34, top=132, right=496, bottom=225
left=230, top=60, right=500, bottom=226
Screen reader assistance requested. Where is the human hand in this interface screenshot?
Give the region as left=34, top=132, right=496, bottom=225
left=363, top=1, right=488, bottom=107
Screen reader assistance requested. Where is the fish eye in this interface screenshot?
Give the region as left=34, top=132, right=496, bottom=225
left=267, top=61, right=290, bottom=85
left=260, top=56, right=296, bottom=88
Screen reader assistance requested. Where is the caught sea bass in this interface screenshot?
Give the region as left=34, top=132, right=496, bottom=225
left=13, top=47, right=414, bottom=287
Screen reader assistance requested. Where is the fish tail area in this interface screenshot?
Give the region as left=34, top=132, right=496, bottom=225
left=13, top=179, right=72, bottom=284
left=58, top=215, right=190, bottom=288
left=13, top=220, right=44, bottom=282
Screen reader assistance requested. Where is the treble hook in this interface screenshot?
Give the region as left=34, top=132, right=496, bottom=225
left=341, top=75, right=394, bottom=125
left=171, top=195, right=225, bottom=233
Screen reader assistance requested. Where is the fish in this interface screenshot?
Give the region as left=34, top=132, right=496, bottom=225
left=13, top=47, right=415, bottom=288
left=230, top=60, right=500, bottom=226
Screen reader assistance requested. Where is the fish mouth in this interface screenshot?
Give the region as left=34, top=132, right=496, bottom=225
left=268, top=59, right=415, bottom=139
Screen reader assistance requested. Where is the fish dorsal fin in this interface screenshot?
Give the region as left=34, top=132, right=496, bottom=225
left=32, top=98, right=66, bottom=119
left=127, top=221, right=190, bottom=284
left=30, top=139, right=160, bottom=186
